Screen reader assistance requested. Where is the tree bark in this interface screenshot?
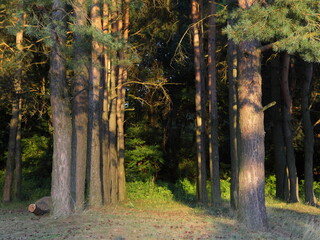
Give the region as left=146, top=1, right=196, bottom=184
left=208, top=0, right=221, bottom=206
left=270, top=56, right=287, bottom=201
left=303, top=62, right=315, bottom=205
left=280, top=52, right=299, bottom=203
left=191, top=0, right=208, bottom=205
left=71, top=0, right=89, bottom=211
left=50, top=0, right=72, bottom=217
left=88, top=0, right=103, bottom=207
left=237, top=39, right=268, bottom=231
left=227, top=0, right=239, bottom=210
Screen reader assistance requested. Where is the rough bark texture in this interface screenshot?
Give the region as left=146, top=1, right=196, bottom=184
left=28, top=196, right=52, bottom=216
left=88, top=0, right=103, bottom=207
left=192, top=0, right=208, bottom=205
left=270, top=56, right=287, bottom=201
left=208, top=0, right=221, bottom=206
left=280, top=52, right=299, bottom=203
left=303, top=63, right=315, bottom=205
left=237, top=39, right=268, bottom=231
left=50, top=0, right=72, bottom=217
left=71, top=0, right=89, bottom=211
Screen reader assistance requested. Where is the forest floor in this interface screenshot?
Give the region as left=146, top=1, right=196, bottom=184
left=1, top=199, right=320, bottom=240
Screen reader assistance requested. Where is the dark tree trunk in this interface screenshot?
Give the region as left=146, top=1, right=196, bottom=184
left=227, top=0, right=239, bottom=210
left=280, top=52, right=299, bottom=203
left=191, top=0, right=208, bottom=205
left=303, top=62, right=315, bottom=205
left=3, top=97, right=19, bottom=202
left=50, top=0, right=72, bottom=217
left=237, top=39, right=268, bottom=231
left=208, top=0, right=221, bottom=206
left=71, top=0, right=89, bottom=211
left=270, top=56, right=287, bottom=200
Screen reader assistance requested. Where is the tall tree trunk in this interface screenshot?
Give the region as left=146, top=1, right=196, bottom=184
left=237, top=39, right=268, bottom=231
left=280, top=52, right=299, bottom=203
left=191, top=0, right=208, bottom=205
left=13, top=3, right=24, bottom=201
left=50, top=0, right=72, bottom=217
left=227, top=0, right=239, bottom=210
left=102, top=1, right=111, bottom=205
left=117, top=0, right=130, bottom=202
left=208, top=0, right=221, bottom=206
left=88, top=0, right=103, bottom=207
left=270, top=56, right=287, bottom=201
left=303, top=62, right=315, bottom=205
left=13, top=95, right=22, bottom=200
left=3, top=95, right=19, bottom=202
left=71, top=0, right=89, bottom=211
left=108, top=0, right=119, bottom=203
left=3, top=0, right=24, bottom=203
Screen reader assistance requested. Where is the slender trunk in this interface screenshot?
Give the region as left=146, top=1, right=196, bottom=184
left=208, top=0, right=221, bottom=206
left=102, top=1, right=111, bottom=205
left=280, top=52, right=299, bottom=203
left=270, top=56, right=287, bottom=201
left=13, top=95, right=22, bottom=200
left=237, top=37, right=268, bottom=230
left=3, top=97, right=18, bottom=202
left=50, top=0, right=72, bottom=217
left=303, top=62, right=315, bottom=205
left=227, top=0, right=239, bottom=210
left=88, top=0, right=103, bottom=207
left=13, top=4, right=24, bottom=201
left=71, top=0, right=89, bottom=211
left=191, top=0, right=207, bottom=205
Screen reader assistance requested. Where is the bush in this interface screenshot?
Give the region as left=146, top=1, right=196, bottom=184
left=127, top=181, right=173, bottom=201
left=173, top=178, right=196, bottom=202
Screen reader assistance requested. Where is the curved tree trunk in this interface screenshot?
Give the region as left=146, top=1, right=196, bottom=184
left=50, top=0, right=72, bottom=217
left=303, top=62, right=315, bottom=205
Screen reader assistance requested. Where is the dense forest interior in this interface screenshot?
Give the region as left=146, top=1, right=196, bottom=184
left=1, top=0, right=320, bottom=232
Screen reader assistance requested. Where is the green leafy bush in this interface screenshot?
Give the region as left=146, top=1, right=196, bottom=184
left=173, top=178, right=196, bottom=202
left=127, top=181, right=173, bottom=201
left=265, top=175, right=277, bottom=198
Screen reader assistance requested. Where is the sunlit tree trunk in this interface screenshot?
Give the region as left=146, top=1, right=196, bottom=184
left=71, top=0, right=89, bottom=211
left=102, top=1, right=111, bottom=205
left=109, top=0, right=119, bottom=203
left=117, top=0, right=130, bottom=202
left=280, top=52, right=299, bottom=203
left=303, top=62, right=315, bottom=205
left=88, top=0, right=103, bottom=207
left=208, top=0, right=221, bottom=206
left=237, top=38, right=268, bottom=231
left=50, top=0, right=72, bottom=217
left=191, top=0, right=208, bottom=205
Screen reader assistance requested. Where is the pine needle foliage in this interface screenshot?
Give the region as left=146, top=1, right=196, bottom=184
left=224, top=0, right=320, bottom=62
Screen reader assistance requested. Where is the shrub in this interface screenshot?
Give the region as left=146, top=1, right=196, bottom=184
left=126, top=181, right=173, bottom=201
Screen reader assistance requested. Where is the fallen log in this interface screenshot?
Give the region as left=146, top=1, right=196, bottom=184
left=28, top=196, right=52, bottom=216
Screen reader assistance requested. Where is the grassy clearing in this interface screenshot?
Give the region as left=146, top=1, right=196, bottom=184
left=1, top=198, right=320, bottom=239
